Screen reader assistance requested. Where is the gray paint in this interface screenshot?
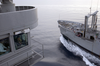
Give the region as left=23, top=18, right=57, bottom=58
left=0, top=1, right=43, bottom=66
left=58, top=20, right=100, bottom=55
left=0, top=6, right=38, bottom=35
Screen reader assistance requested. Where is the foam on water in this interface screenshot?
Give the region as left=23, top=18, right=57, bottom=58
left=60, top=35, right=100, bottom=66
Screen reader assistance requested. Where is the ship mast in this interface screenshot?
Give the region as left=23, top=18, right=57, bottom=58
left=84, top=11, right=98, bottom=37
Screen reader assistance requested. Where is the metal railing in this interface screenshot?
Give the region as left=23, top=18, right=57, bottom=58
left=31, top=39, right=44, bottom=58
left=14, top=39, right=44, bottom=66
left=16, top=6, right=35, bottom=11
left=14, top=50, right=44, bottom=66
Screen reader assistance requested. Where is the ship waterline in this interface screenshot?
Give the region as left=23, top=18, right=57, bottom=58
left=58, top=11, right=100, bottom=56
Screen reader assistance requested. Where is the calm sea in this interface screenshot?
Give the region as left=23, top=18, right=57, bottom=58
left=33, top=5, right=100, bottom=66
left=11, top=0, right=100, bottom=65
left=37, top=5, right=100, bottom=29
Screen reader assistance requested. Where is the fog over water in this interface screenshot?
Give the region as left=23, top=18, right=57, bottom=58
left=14, top=0, right=99, bottom=6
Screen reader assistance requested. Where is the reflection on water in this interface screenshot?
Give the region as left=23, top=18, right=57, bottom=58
left=60, top=35, right=100, bottom=66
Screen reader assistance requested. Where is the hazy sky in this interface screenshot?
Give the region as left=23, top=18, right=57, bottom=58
left=14, top=0, right=100, bottom=7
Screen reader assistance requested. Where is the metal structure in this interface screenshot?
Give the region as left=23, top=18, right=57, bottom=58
left=0, top=0, right=44, bottom=66
left=84, top=11, right=98, bottom=37
left=58, top=11, right=100, bottom=56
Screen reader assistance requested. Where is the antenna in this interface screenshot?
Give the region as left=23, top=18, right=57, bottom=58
left=90, top=7, right=91, bottom=14
left=90, top=0, right=93, bottom=14
left=96, top=0, right=99, bottom=10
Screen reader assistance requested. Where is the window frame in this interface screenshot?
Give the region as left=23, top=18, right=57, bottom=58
left=13, top=32, right=31, bottom=53
left=0, top=34, right=14, bottom=61
left=0, top=28, right=31, bottom=61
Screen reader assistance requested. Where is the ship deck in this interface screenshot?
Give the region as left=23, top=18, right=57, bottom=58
left=58, top=20, right=100, bottom=42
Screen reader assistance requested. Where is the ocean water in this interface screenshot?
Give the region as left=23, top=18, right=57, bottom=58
left=60, top=35, right=100, bottom=66
left=34, top=5, right=100, bottom=66
left=36, top=5, right=100, bottom=29
left=5, top=0, right=100, bottom=66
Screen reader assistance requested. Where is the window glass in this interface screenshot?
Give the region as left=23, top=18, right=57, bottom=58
left=14, top=33, right=28, bottom=50
left=0, top=37, right=11, bottom=56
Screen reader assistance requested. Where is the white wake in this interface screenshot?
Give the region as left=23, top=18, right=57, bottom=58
left=60, top=35, right=100, bottom=66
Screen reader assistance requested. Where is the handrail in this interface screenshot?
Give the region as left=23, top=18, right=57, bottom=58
left=14, top=49, right=44, bottom=66
left=31, top=39, right=44, bottom=57
left=9, top=38, right=44, bottom=66
left=16, top=6, right=35, bottom=11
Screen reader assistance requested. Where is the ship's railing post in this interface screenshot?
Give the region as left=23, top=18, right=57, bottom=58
left=27, top=52, right=30, bottom=65
left=42, top=44, right=44, bottom=58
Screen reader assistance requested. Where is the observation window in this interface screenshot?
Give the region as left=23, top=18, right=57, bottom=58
left=0, top=37, right=11, bottom=56
left=13, top=33, right=28, bottom=50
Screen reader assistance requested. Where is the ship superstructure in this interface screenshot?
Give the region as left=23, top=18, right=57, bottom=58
left=0, top=0, right=44, bottom=66
left=58, top=11, right=100, bottom=56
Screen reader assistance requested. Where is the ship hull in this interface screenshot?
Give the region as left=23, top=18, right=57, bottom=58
left=58, top=21, right=100, bottom=56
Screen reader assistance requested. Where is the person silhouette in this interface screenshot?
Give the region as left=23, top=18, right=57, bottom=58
left=0, top=40, right=7, bottom=53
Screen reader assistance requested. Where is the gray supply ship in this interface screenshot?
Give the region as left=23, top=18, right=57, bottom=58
left=58, top=11, right=100, bottom=56
left=0, top=0, right=44, bottom=66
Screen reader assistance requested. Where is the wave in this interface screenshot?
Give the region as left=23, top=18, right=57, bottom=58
left=60, top=35, right=100, bottom=66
